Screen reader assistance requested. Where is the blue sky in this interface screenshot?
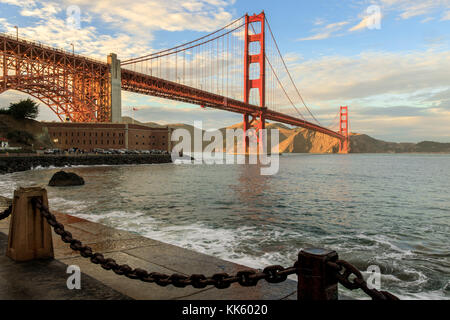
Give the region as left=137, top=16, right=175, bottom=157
left=1, top=0, right=449, bottom=142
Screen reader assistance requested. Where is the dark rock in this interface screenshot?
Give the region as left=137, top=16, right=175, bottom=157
left=48, top=171, right=85, bottom=187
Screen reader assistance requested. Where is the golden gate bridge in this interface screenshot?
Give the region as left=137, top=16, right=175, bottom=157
left=0, top=11, right=349, bottom=153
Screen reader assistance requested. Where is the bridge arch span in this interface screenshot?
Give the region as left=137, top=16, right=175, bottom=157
left=0, top=84, right=97, bottom=122
left=0, top=33, right=111, bottom=122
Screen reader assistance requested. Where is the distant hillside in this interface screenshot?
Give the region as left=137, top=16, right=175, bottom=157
left=1, top=114, right=448, bottom=153
left=121, top=116, right=167, bottom=128
left=165, top=120, right=450, bottom=154
left=350, top=134, right=450, bottom=153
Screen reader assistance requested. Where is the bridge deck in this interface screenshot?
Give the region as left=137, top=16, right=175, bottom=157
left=121, top=69, right=345, bottom=141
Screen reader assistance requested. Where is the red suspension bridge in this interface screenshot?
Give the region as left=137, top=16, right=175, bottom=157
left=0, top=11, right=349, bottom=153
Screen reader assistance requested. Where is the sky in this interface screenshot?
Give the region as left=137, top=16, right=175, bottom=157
left=0, top=0, right=449, bottom=142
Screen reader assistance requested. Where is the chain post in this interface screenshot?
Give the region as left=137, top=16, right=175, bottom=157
left=297, top=248, right=338, bottom=300
left=6, top=187, right=54, bottom=261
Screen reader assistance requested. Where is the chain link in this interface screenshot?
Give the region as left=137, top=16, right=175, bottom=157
left=0, top=205, right=12, bottom=220
left=328, top=260, right=399, bottom=300
left=31, top=198, right=297, bottom=289
left=30, top=197, right=400, bottom=299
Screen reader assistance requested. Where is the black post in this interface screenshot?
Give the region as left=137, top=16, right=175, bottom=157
left=297, top=248, right=338, bottom=300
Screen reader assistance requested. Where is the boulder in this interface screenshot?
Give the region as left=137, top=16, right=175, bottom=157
left=48, top=171, right=85, bottom=187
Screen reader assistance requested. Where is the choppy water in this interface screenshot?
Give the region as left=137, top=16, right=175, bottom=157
left=1, top=154, right=449, bottom=299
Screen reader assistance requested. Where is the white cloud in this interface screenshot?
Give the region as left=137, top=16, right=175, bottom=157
left=277, top=48, right=450, bottom=141
left=441, top=11, right=450, bottom=21
left=379, top=0, right=450, bottom=20
left=288, top=50, right=450, bottom=102
left=63, top=0, right=234, bottom=34
left=0, top=16, right=152, bottom=61
left=313, top=18, right=326, bottom=26
left=421, top=17, right=434, bottom=23
left=0, top=0, right=237, bottom=61
left=20, top=2, right=60, bottom=17
left=297, top=21, right=349, bottom=41
left=349, top=10, right=383, bottom=32
left=0, top=0, right=36, bottom=6
left=349, top=16, right=372, bottom=32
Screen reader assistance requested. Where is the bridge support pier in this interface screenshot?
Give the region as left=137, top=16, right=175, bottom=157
left=243, top=113, right=266, bottom=154
left=108, top=53, right=122, bottom=123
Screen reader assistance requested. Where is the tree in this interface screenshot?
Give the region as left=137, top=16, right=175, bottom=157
left=8, top=98, right=39, bottom=119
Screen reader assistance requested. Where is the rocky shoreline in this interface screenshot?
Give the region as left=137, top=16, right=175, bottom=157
left=0, top=154, right=172, bottom=174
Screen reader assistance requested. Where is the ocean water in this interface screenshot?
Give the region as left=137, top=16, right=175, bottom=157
left=0, top=154, right=449, bottom=300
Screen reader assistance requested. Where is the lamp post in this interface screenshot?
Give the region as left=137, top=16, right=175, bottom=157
left=14, top=26, right=18, bottom=40
left=70, top=43, right=74, bottom=55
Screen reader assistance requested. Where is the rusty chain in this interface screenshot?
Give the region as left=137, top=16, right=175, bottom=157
left=30, top=197, right=400, bottom=299
left=327, top=260, right=399, bottom=300
left=0, top=205, right=12, bottom=220
left=31, top=198, right=298, bottom=289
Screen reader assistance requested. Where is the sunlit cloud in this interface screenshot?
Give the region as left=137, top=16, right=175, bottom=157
left=297, top=21, right=349, bottom=41
left=379, top=0, right=450, bottom=20
left=441, top=11, right=450, bottom=21
left=349, top=11, right=383, bottom=32
left=287, top=50, right=450, bottom=102
left=0, top=0, right=236, bottom=60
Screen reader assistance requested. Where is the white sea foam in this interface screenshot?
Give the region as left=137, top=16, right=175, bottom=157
left=31, top=165, right=64, bottom=170
left=68, top=209, right=298, bottom=270
left=48, top=197, right=92, bottom=214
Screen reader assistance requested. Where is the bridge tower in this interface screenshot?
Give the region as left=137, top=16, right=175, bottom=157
left=339, top=106, right=349, bottom=153
left=243, top=12, right=266, bottom=153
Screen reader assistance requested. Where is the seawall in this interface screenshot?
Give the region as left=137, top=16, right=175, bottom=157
left=0, top=154, right=172, bottom=174
left=0, top=198, right=298, bottom=300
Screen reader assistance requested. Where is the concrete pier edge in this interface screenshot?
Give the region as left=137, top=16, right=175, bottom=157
left=0, top=199, right=298, bottom=300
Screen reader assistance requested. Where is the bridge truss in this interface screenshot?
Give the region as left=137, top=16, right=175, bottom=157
left=0, top=11, right=349, bottom=152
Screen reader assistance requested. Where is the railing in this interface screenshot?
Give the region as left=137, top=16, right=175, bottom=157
left=0, top=32, right=107, bottom=66
left=1, top=187, right=399, bottom=300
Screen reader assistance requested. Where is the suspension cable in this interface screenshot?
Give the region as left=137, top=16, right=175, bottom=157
left=122, top=22, right=245, bottom=66
left=122, top=15, right=245, bottom=64
left=265, top=16, right=322, bottom=125
left=249, top=23, right=305, bottom=121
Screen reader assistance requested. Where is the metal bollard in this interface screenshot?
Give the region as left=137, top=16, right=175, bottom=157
left=6, top=187, right=54, bottom=261
left=297, top=248, right=338, bottom=300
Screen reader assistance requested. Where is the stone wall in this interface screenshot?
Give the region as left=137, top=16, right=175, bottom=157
left=0, top=154, right=172, bottom=174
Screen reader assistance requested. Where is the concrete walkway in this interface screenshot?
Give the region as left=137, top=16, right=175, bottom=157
left=0, top=202, right=297, bottom=300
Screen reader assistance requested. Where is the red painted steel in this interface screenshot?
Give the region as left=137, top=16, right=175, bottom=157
left=339, top=106, right=349, bottom=153
left=243, top=12, right=266, bottom=151
left=0, top=22, right=348, bottom=147
left=121, top=69, right=345, bottom=139
left=0, top=33, right=110, bottom=122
